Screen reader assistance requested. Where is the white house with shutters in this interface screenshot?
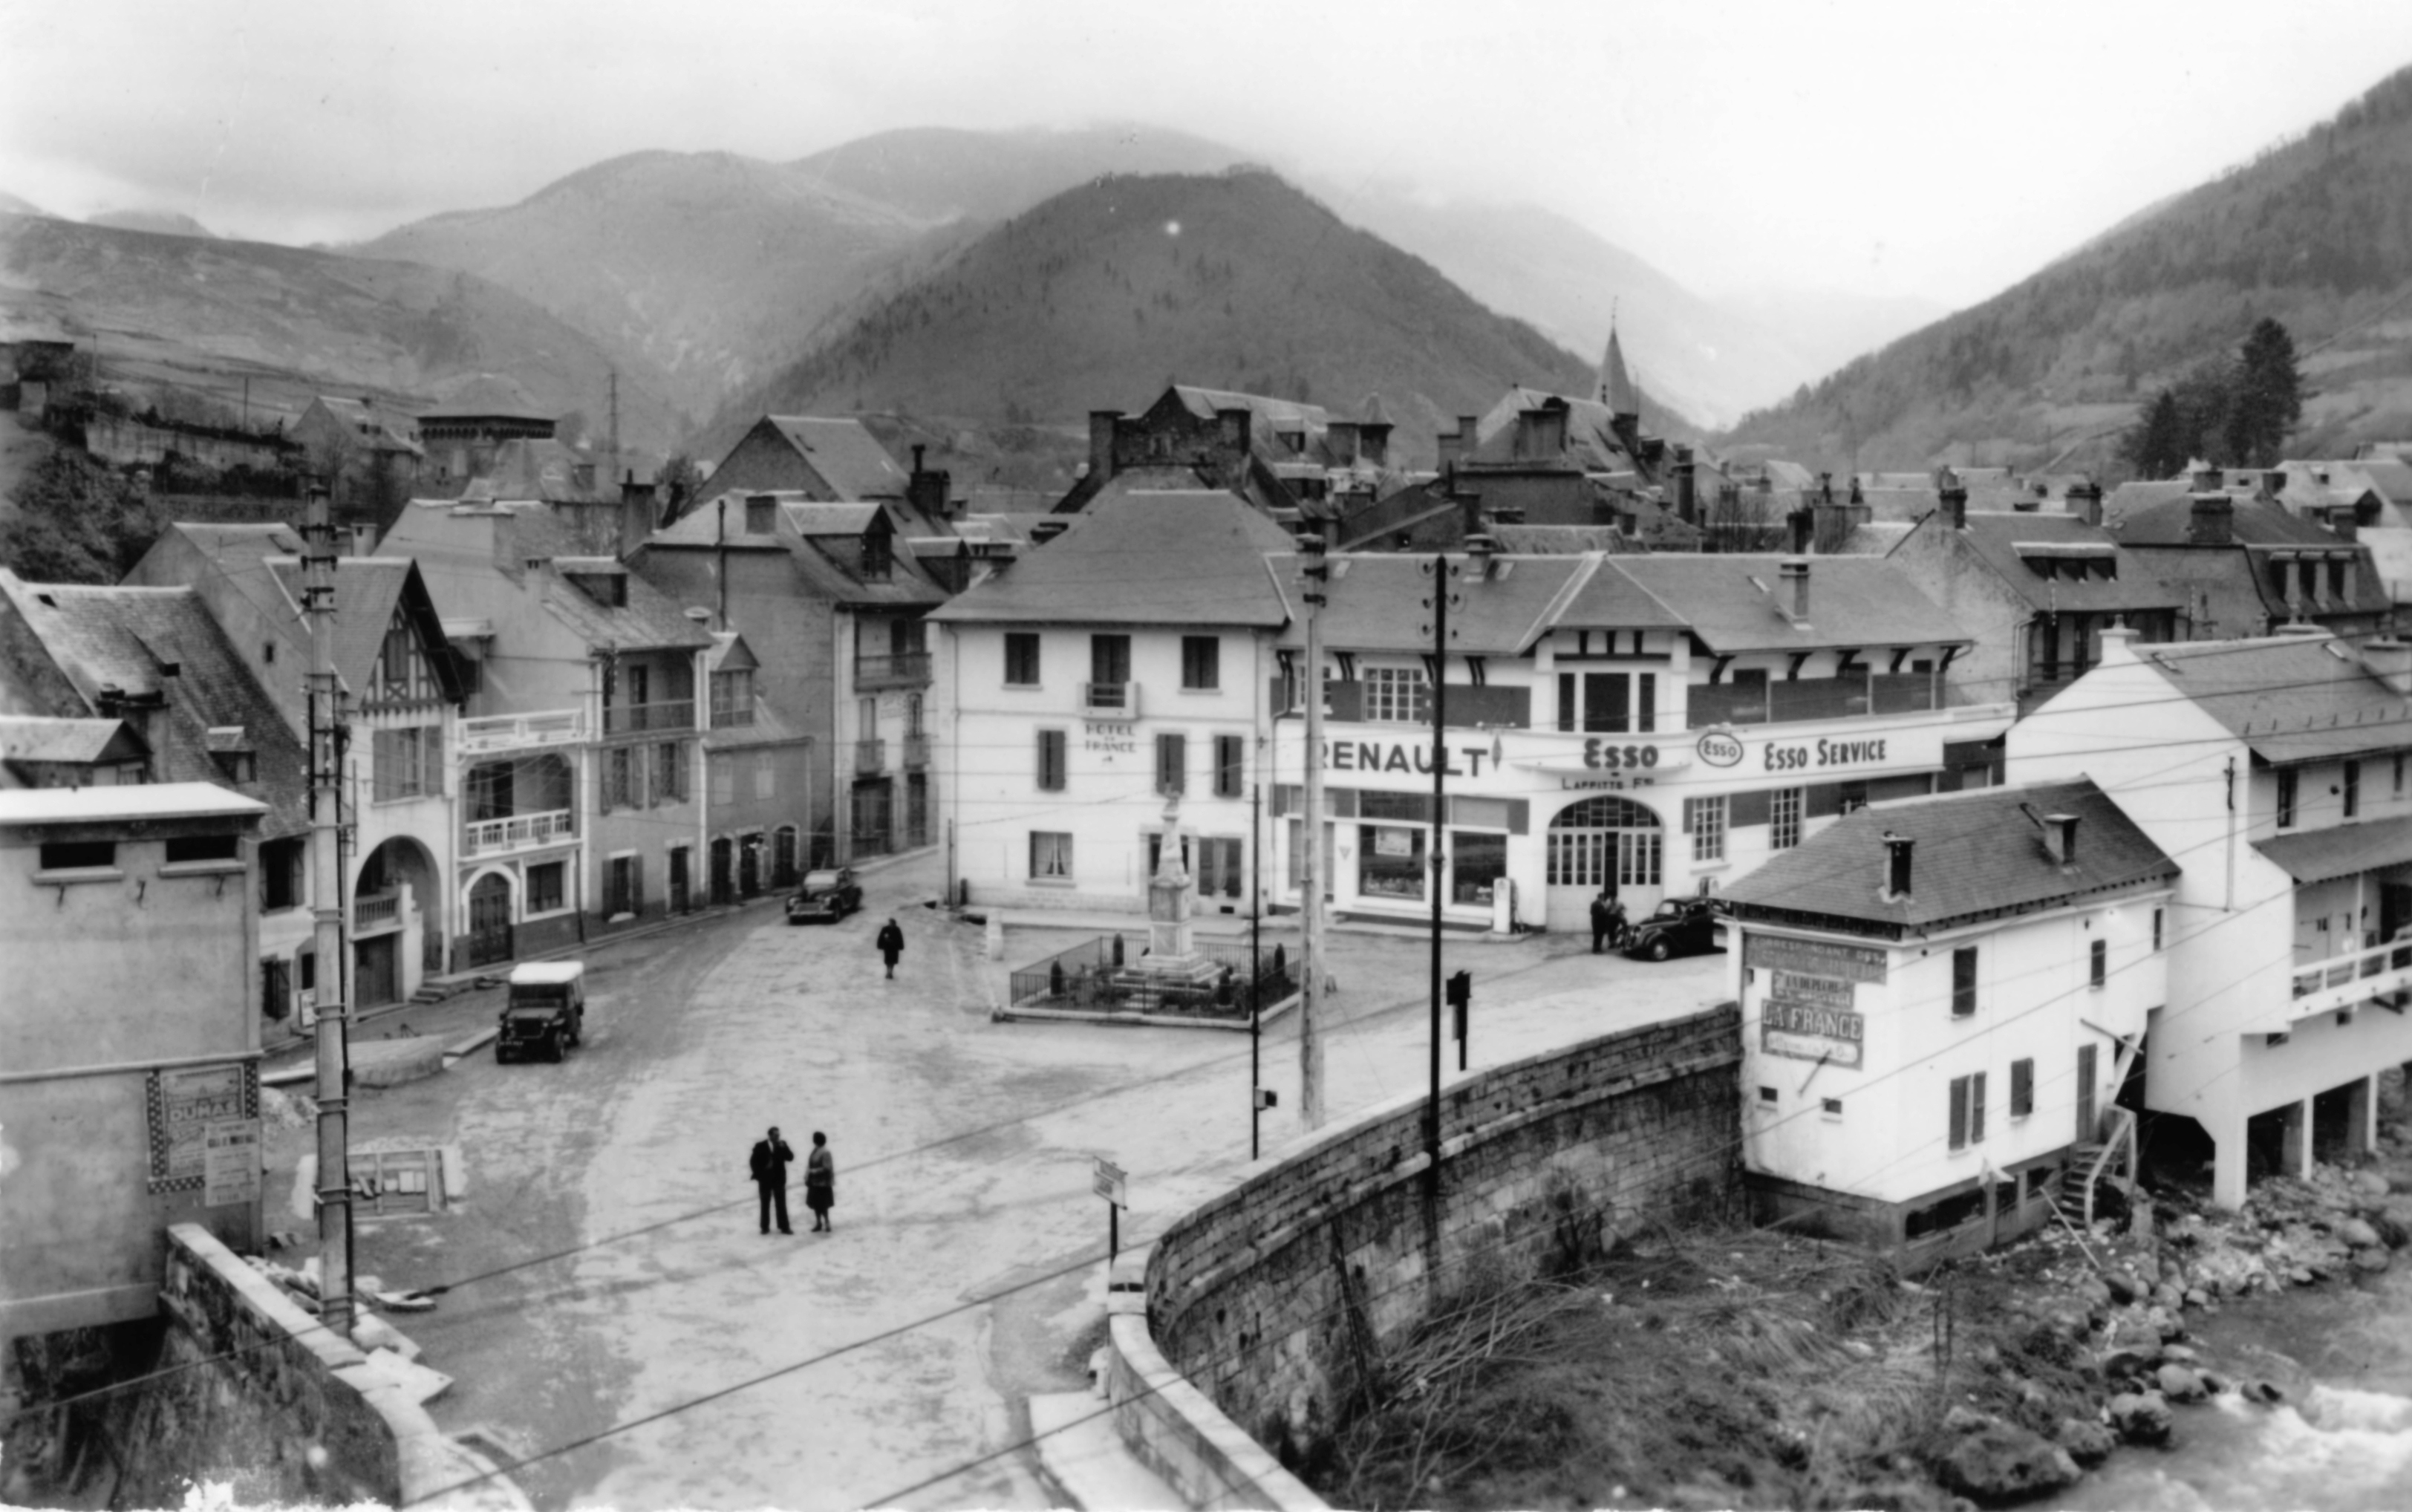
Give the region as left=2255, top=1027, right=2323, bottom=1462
left=1721, top=779, right=2177, bottom=1260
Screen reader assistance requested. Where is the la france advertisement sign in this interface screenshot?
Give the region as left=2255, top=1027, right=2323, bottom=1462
left=1747, top=935, right=1884, bottom=1069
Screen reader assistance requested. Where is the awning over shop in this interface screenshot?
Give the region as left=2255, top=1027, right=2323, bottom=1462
left=2252, top=815, right=2412, bottom=884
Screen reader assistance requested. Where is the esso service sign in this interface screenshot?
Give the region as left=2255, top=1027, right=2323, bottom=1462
left=1695, top=729, right=1745, bottom=768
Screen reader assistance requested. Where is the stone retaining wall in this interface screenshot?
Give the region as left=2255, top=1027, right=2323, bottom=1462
left=1113, top=1005, right=1741, bottom=1505
left=111, top=1224, right=527, bottom=1511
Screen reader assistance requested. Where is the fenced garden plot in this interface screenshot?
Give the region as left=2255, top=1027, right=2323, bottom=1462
left=1008, top=935, right=1295, bottom=1022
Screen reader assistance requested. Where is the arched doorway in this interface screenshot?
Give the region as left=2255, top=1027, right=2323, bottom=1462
left=466, top=873, right=515, bottom=968
left=710, top=835, right=735, bottom=906
left=773, top=826, right=800, bottom=890
left=738, top=833, right=763, bottom=898
left=1545, top=795, right=1665, bottom=932
left=356, top=835, right=441, bottom=1003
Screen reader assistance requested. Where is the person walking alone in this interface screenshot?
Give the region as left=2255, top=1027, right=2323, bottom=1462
left=805, top=1132, right=835, bottom=1232
left=876, top=917, right=904, bottom=980
left=750, top=1126, right=795, bottom=1236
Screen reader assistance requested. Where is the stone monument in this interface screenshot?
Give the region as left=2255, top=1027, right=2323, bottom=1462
left=1130, top=794, right=1222, bottom=997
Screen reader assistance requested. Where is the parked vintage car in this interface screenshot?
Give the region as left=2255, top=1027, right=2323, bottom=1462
left=786, top=866, right=863, bottom=925
left=1622, top=897, right=1725, bottom=962
left=496, top=961, right=585, bottom=1062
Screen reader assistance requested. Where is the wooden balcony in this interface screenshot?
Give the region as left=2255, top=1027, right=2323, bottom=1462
left=463, top=808, right=576, bottom=858
left=1082, top=681, right=1138, bottom=717
left=458, top=708, right=583, bottom=754
left=2289, top=934, right=2412, bottom=1020
left=602, top=700, right=695, bottom=737
left=854, top=652, right=932, bottom=689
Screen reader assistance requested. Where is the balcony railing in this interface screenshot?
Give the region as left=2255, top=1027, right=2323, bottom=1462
left=458, top=708, right=584, bottom=753
left=902, top=732, right=930, bottom=769
left=602, top=700, right=695, bottom=737
left=1082, top=681, right=1138, bottom=717
left=855, top=652, right=932, bottom=688
left=353, top=892, right=401, bottom=931
left=463, top=808, right=576, bottom=858
left=1686, top=673, right=1939, bottom=730
left=2289, top=933, right=2412, bottom=1019
left=855, top=738, right=885, bottom=775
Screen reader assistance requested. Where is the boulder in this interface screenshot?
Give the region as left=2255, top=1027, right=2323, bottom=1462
left=2336, top=1216, right=2382, bottom=1249
left=2353, top=1247, right=2393, bottom=1274
left=2154, top=1282, right=2187, bottom=1311
left=2101, top=1345, right=2162, bottom=1380
left=2056, top=1416, right=2118, bottom=1467
left=1935, top=1424, right=2083, bottom=1503
left=2245, top=1380, right=2287, bottom=1404
left=2158, top=1343, right=2200, bottom=1364
left=2353, top=1169, right=2393, bottom=1198
left=1943, top=1405, right=1996, bottom=1435
left=2108, top=1390, right=2174, bottom=1445
left=2157, top=1363, right=2208, bottom=1403
left=2198, top=1370, right=2232, bottom=1395
left=2105, top=1270, right=2144, bottom=1305
left=2185, top=1288, right=2211, bottom=1309
left=2289, top=1265, right=2318, bottom=1285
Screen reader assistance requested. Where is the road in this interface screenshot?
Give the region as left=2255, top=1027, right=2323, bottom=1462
left=328, top=853, right=1729, bottom=1510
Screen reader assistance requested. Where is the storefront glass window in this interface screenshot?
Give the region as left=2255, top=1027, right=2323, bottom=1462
left=1357, top=824, right=1426, bottom=901
left=1452, top=832, right=1507, bottom=905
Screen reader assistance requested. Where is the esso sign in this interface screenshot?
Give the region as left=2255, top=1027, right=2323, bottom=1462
left=1695, top=730, right=1745, bottom=768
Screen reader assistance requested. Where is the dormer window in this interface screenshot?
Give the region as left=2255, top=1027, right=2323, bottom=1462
left=746, top=497, right=776, bottom=534
left=861, top=532, right=892, bottom=581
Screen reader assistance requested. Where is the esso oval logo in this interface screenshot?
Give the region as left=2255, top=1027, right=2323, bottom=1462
left=1695, top=730, right=1745, bottom=768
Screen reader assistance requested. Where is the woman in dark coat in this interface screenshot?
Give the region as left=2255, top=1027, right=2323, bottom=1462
left=805, top=1131, right=835, bottom=1232
left=876, top=918, right=904, bottom=980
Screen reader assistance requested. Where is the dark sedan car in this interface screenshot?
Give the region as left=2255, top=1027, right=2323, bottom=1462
left=1623, top=897, right=1724, bottom=962
left=786, top=867, right=863, bottom=924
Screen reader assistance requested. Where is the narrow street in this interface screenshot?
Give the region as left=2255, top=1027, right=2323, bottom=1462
left=325, top=852, right=1728, bottom=1510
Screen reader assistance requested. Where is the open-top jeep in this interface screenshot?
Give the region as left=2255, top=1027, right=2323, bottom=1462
left=496, top=960, right=585, bottom=1063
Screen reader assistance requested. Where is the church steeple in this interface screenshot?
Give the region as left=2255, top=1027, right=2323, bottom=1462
left=1598, top=321, right=1640, bottom=419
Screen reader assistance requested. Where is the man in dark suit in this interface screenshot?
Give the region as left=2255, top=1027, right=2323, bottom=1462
left=751, top=1126, right=795, bottom=1235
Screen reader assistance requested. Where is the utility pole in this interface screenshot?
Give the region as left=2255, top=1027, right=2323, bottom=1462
left=1251, top=783, right=1263, bottom=1159
left=1427, top=554, right=1449, bottom=1180
left=1299, top=531, right=1330, bottom=1130
left=302, top=483, right=354, bottom=1340
left=607, top=369, right=621, bottom=481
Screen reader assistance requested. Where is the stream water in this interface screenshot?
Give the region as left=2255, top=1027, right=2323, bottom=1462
left=2061, top=1260, right=2412, bottom=1510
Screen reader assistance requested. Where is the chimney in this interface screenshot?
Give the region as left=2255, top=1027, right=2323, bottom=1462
left=1787, top=508, right=1813, bottom=556
left=1940, top=481, right=1969, bottom=530
left=2189, top=460, right=2222, bottom=492
left=2041, top=812, right=2080, bottom=866
left=348, top=523, right=377, bottom=557
left=1673, top=443, right=1697, bottom=524
left=1466, top=532, right=1499, bottom=579
left=907, top=445, right=953, bottom=519
left=2069, top=479, right=2104, bottom=528
left=2188, top=492, right=2234, bottom=547
left=1883, top=832, right=1914, bottom=900
left=1818, top=472, right=1834, bottom=506
left=1780, top=557, right=1810, bottom=626
left=2362, top=637, right=2412, bottom=697
left=1087, top=410, right=1121, bottom=486
left=2097, top=621, right=2140, bottom=665
left=2330, top=509, right=2359, bottom=544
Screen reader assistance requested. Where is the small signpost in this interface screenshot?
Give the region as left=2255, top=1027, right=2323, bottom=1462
left=1094, top=1156, right=1128, bottom=1262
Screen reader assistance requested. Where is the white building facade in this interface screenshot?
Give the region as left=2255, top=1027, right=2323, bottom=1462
left=2008, top=625, right=2412, bottom=1208
left=1722, top=781, right=2176, bottom=1260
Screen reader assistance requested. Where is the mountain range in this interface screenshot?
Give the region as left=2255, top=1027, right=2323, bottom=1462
left=710, top=168, right=1611, bottom=465
left=1719, top=62, right=2412, bottom=475
left=0, top=212, right=683, bottom=452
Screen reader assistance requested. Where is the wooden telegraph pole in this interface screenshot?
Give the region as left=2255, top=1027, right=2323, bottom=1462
left=1299, top=532, right=1330, bottom=1129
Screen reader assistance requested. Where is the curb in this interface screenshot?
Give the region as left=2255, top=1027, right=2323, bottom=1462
left=995, top=992, right=1303, bottom=1032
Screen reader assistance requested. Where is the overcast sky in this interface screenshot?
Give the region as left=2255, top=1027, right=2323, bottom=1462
left=5, top=0, right=2411, bottom=311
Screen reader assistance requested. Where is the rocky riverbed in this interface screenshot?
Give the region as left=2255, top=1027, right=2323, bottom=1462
left=1309, top=1121, right=2412, bottom=1511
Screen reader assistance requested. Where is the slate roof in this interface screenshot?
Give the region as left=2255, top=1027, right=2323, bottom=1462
left=2109, top=491, right=2350, bottom=549
left=1491, top=525, right=1634, bottom=555
left=0, top=575, right=310, bottom=836
left=932, top=489, right=1295, bottom=628
left=1272, top=553, right=1591, bottom=655
left=1470, top=388, right=1634, bottom=474
left=0, top=783, right=267, bottom=827
left=1722, top=778, right=2177, bottom=932
left=2356, top=457, right=2412, bottom=511
left=2134, top=635, right=2412, bottom=767
left=2255, top=814, right=2412, bottom=885
left=461, top=438, right=613, bottom=504
left=424, top=372, right=550, bottom=421
left=483, top=509, right=711, bottom=651
left=2119, top=547, right=2275, bottom=639
left=0, top=715, right=146, bottom=766
left=760, top=417, right=909, bottom=500
left=1935, top=512, right=2185, bottom=614
left=2102, top=479, right=2193, bottom=529
left=641, top=491, right=948, bottom=608
left=1594, top=555, right=1973, bottom=653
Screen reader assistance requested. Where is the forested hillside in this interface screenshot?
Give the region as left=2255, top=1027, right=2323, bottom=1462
left=1719, top=64, right=2412, bottom=475
left=713, top=169, right=1644, bottom=464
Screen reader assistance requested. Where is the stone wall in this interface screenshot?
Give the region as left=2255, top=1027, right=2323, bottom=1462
left=1117, top=1005, right=1741, bottom=1502
left=102, top=1224, right=527, bottom=1511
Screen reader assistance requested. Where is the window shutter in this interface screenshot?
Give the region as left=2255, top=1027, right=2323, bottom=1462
left=1949, top=1076, right=1969, bottom=1150
left=2011, top=1058, right=2034, bottom=1118
left=1952, top=946, right=1978, bottom=1017
left=1637, top=673, right=1657, bottom=733
left=1557, top=672, right=1576, bottom=733
left=1157, top=732, right=1186, bottom=795
left=1969, top=1072, right=1987, bottom=1144
left=373, top=730, right=397, bottom=802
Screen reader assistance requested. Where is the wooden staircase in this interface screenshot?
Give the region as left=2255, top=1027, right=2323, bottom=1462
left=2057, top=1107, right=2138, bottom=1228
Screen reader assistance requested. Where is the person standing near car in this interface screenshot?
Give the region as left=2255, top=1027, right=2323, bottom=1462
left=804, top=1131, right=836, bottom=1232
left=1589, top=888, right=1616, bottom=954
left=751, top=1126, right=795, bottom=1235
left=876, top=917, right=904, bottom=980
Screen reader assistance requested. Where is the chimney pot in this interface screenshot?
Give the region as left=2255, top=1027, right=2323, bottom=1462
left=1780, top=557, right=1810, bottom=624
left=1787, top=508, right=1813, bottom=556
left=1883, top=832, right=1914, bottom=899
left=1941, top=484, right=1969, bottom=530
left=2070, top=479, right=2104, bottom=528
left=2188, top=492, right=2234, bottom=547
left=2043, top=812, right=2080, bottom=865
